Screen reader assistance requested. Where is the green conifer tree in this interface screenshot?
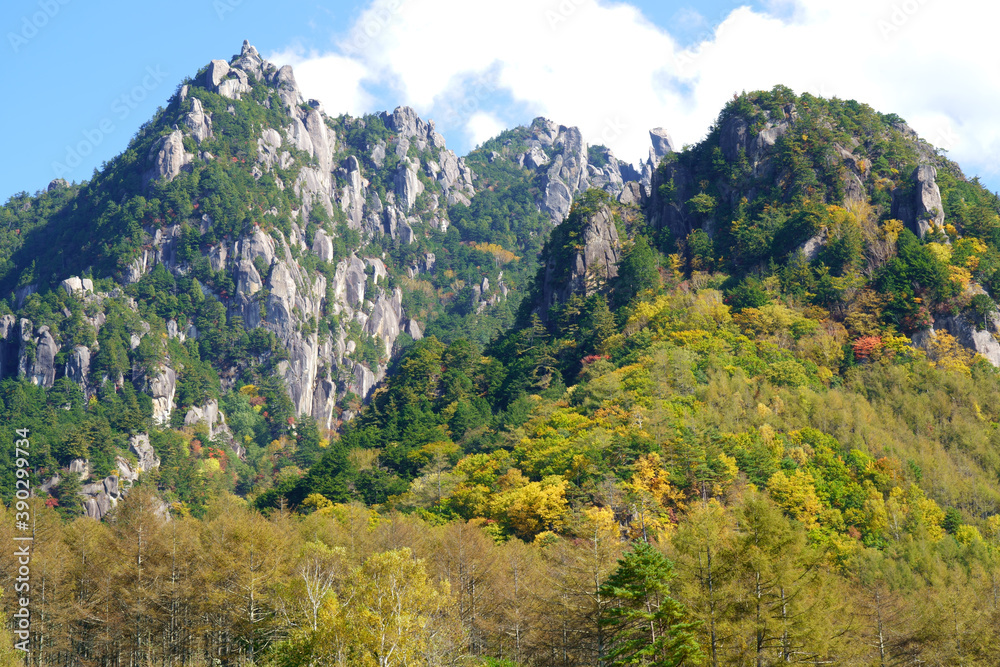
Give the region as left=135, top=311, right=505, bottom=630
left=599, top=541, right=704, bottom=666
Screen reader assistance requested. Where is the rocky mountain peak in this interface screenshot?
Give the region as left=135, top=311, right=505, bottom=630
left=537, top=192, right=622, bottom=318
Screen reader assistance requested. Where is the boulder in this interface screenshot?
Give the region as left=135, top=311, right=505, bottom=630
left=184, top=399, right=226, bottom=439
left=69, top=459, right=90, bottom=480
left=83, top=494, right=113, bottom=521
left=129, top=433, right=160, bottom=472
left=206, top=59, right=230, bottom=88
left=218, top=69, right=252, bottom=100
left=116, top=456, right=139, bottom=485
left=60, top=276, right=94, bottom=295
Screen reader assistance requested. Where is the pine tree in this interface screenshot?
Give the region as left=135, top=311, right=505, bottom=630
left=598, top=542, right=703, bottom=666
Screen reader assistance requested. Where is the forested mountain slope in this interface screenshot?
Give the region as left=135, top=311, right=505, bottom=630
left=0, top=42, right=626, bottom=519
left=2, top=41, right=1000, bottom=666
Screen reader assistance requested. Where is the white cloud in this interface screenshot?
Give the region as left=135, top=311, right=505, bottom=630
left=273, top=0, right=1000, bottom=187
left=466, top=112, right=506, bottom=149
left=266, top=47, right=372, bottom=117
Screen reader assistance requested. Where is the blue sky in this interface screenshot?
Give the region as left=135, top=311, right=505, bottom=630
left=2, top=0, right=998, bottom=203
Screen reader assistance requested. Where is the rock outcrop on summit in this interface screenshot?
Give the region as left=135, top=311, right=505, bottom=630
left=512, top=119, right=626, bottom=222
left=0, top=41, right=494, bottom=433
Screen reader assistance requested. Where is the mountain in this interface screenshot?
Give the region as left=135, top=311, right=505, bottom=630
left=3, top=40, right=1000, bottom=666
left=0, top=41, right=640, bottom=518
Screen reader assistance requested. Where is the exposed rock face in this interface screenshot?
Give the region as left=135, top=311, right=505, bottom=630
left=218, top=69, right=252, bottom=100
left=719, top=111, right=792, bottom=168
left=117, top=456, right=139, bottom=485
left=914, top=165, right=945, bottom=237
left=313, top=229, right=334, bottom=262
left=649, top=128, right=674, bottom=162
left=933, top=312, right=1000, bottom=367
left=366, top=289, right=404, bottom=356
left=892, top=165, right=945, bottom=239
left=0, top=314, right=15, bottom=377
left=333, top=255, right=368, bottom=308
left=17, top=320, right=56, bottom=388
left=17, top=319, right=32, bottom=379
left=517, top=118, right=625, bottom=223
left=719, top=115, right=750, bottom=164
left=395, top=159, right=425, bottom=211
left=148, top=130, right=192, bottom=183
left=150, top=366, right=177, bottom=425
left=3, top=44, right=484, bottom=438
left=270, top=64, right=302, bottom=109
left=800, top=232, right=827, bottom=261
left=539, top=203, right=621, bottom=316
left=641, top=128, right=676, bottom=195
left=645, top=106, right=801, bottom=240
left=60, top=276, right=94, bottom=295
left=206, top=59, right=230, bottom=88
left=184, top=399, right=226, bottom=439
left=646, top=155, right=695, bottom=240
left=618, top=181, right=644, bottom=207
left=130, top=433, right=161, bottom=472
left=184, top=98, right=213, bottom=143
left=83, top=493, right=114, bottom=521
left=66, top=345, right=91, bottom=393
left=351, top=361, right=376, bottom=400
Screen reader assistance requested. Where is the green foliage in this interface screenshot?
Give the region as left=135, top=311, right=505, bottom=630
left=599, top=542, right=703, bottom=666
left=614, top=235, right=660, bottom=308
